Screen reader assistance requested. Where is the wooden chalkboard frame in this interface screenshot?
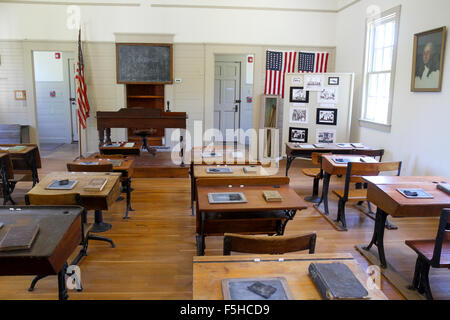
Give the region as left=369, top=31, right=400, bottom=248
left=115, top=43, right=173, bottom=84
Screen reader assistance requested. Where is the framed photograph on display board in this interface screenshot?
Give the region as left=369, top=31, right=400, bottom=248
left=317, top=87, right=339, bottom=104
left=289, top=127, right=308, bottom=143
left=316, top=129, right=336, bottom=143
left=316, top=108, right=337, bottom=126
left=290, top=106, right=308, bottom=124
left=328, top=77, right=339, bottom=85
left=411, top=26, right=446, bottom=92
left=289, top=87, right=309, bottom=103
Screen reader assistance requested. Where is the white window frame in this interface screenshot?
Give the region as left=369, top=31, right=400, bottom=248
left=360, top=5, right=401, bottom=131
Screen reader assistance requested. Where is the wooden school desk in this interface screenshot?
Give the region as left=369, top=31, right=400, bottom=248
left=0, top=206, right=83, bottom=300
left=355, top=176, right=450, bottom=300
left=315, top=154, right=380, bottom=216
left=190, top=165, right=275, bottom=215
left=285, top=142, right=381, bottom=176
left=193, top=253, right=387, bottom=300
left=70, top=156, right=135, bottom=218
left=195, top=176, right=307, bottom=255
left=0, top=144, right=41, bottom=186
left=26, top=172, right=121, bottom=233
left=358, top=176, right=450, bottom=268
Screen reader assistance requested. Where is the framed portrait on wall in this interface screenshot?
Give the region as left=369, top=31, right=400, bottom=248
left=289, top=127, right=308, bottom=143
left=411, top=26, right=446, bottom=92
left=290, top=106, right=308, bottom=124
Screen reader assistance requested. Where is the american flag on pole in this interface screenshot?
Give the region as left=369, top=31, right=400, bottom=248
left=298, top=51, right=329, bottom=73
left=264, top=50, right=297, bottom=98
left=75, top=28, right=90, bottom=129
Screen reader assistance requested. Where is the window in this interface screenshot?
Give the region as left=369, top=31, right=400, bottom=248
left=361, top=6, right=401, bottom=128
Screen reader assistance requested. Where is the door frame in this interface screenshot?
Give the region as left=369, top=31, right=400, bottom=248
left=23, top=41, right=88, bottom=154
left=204, top=45, right=262, bottom=136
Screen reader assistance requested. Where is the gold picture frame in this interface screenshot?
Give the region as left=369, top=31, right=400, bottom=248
left=411, top=26, right=446, bottom=92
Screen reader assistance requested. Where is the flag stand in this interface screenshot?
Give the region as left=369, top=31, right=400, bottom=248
left=78, top=118, right=83, bottom=159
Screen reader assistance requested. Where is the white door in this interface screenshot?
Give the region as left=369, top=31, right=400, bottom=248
left=214, top=62, right=240, bottom=141
left=68, top=58, right=78, bottom=142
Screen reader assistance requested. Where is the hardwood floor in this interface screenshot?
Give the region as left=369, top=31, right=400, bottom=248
left=0, top=145, right=448, bottom=300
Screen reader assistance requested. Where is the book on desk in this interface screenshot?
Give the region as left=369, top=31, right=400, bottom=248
left=0, top=224, right=40, bottom=252
left=83, top=178, right=108, bottom=192
left=309, top=262, right=369, bottom=300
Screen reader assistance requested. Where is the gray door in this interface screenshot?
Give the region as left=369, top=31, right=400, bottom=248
left=214, top=61, right=240, bottom=141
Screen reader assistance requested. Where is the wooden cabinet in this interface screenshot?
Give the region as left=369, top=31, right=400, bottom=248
left=126, top=84, right=164, bottom=145
left=260, top=95, right=280, bottom=158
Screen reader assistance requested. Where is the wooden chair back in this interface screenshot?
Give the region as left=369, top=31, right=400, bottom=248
left=25, top=192, right=81, bottom=206
left=430, top=208, right=450, bottom=267
left=223, top=232, right=317, bottom=255
left=67, top=163, right=113, bottom=173
left=342, top=161, right=402, bottom=199
left=351, top=149, right=384, bottom=161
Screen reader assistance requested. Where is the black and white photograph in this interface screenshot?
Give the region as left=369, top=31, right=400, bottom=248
left=316, top=129, right=336, bottom=143
left=289, top=127, right=308, bottom=143
left=317, top=87, right=339, bottom=104
left=316, top=108, right=337, bottom=125
left=290, top=106, right=308, bottom=124
left=289, top=87, right=309, bottom=103
left=304, top=75, right=324, bottom=91
left=411, top=26, right=446, bottom=92
left=328, top=77, right=339, bottom=85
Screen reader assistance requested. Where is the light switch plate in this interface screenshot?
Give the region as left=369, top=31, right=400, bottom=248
left=14, top=90, right=26, bottom=100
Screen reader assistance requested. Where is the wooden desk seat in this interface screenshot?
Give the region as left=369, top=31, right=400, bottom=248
left=405, top=240, right=450, bottom=266
left=332, top=189, right=368, bottom=200
left=404, top=208, right=450, bottom=300
left=302, top=168, right=320, bottom=178
left=302, top=152, right=331, bottom=203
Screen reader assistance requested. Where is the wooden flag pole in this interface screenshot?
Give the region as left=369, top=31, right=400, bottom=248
left=78, top=113, right=83, bottom=159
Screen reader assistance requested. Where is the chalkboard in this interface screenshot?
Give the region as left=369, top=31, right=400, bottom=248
left=116, top=43, right=173, bottom=84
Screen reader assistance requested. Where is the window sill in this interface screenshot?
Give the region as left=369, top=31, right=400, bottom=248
left=359, top=119, right=391, bottom=133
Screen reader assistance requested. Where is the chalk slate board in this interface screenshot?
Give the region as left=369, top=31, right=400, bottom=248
left=116, top=43, right=173, bottom=84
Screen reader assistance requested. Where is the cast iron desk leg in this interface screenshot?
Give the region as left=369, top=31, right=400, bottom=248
left=285, top=156, right=294, bottom=176
left=58, top=262, right=69, bottom=301
left=315, top=172, right=331, bottom=215
left=364, top=207, right=388, bottom=268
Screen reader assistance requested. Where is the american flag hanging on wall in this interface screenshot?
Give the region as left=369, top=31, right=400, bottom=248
left=75, top=28, right=90, bottom=129
left=264, top=50, right=297, bottom=98
left=298, top=51, right=329, bottom=73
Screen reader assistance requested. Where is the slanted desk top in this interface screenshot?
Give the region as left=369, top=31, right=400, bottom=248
left=193, top=253, right=387, bottom=300
left=197, top=184, right=307, bottom=213
left=27, top=172, right=121, bottom=211
left=321, top=154, right=379, bottom=176
left=72, top=157, right=134, bottom=176
left=363, top=176, right=450, bottom=217
left=0, top=206, right=82, bottom=275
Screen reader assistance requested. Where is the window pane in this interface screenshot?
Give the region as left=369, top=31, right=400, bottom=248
left=375, top=24, right=385, bottom=49
left=382, top=46, right=393, bottom=70
left=372, top=48, right=383, bottom=72
left=384, top=21, right=395, bottom=46
left=366, top=72, right=391, bottom=124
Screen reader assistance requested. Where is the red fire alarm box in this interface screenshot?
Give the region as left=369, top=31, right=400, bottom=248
left=248, top=56, right=253, bottom=63
left=55, top=52, right=61, bottom=59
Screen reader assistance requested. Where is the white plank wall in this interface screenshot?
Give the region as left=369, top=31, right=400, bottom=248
left=0, top=41, right=28, bottom=125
